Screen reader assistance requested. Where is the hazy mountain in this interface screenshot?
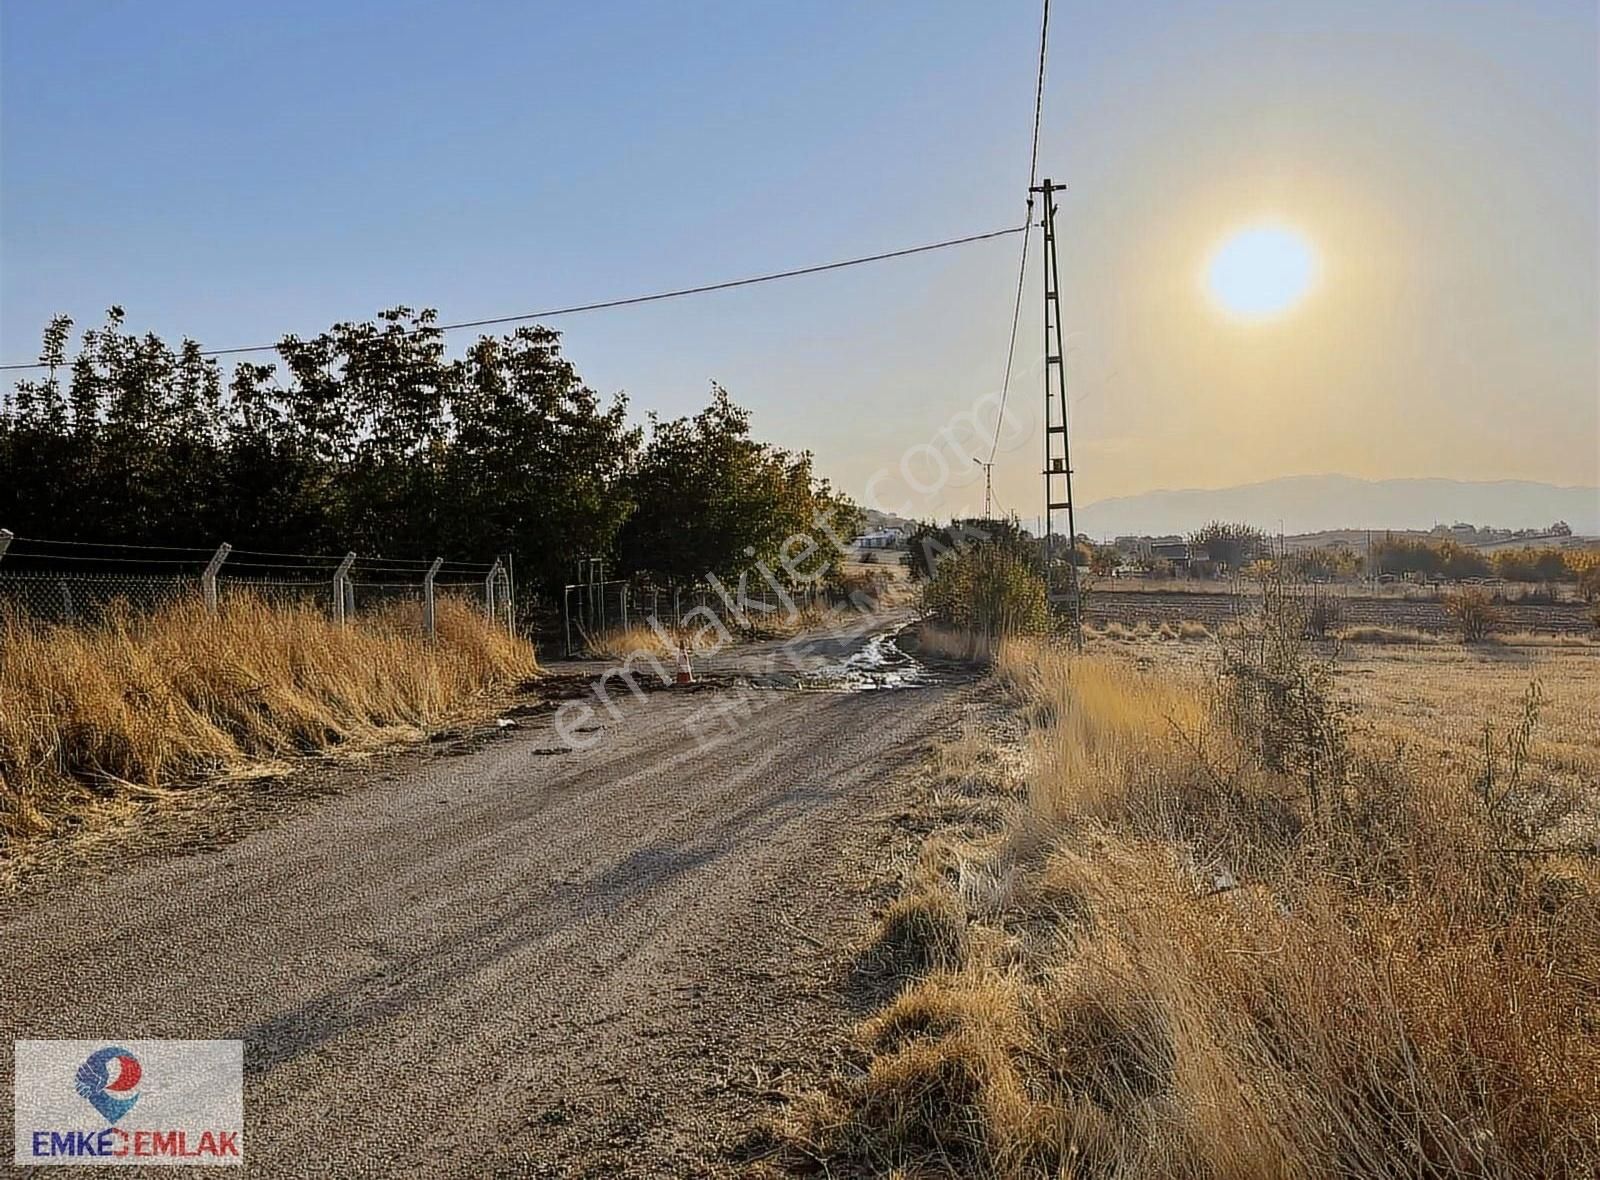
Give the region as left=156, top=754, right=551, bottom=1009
left=1078, top=475, right=1600, bottom=538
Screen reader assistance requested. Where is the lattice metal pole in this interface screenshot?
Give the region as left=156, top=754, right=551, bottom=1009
left=202, top=542, right=232, bottom=616
left=422, top=557, right=444, bottom=640
left=1031, top=177, right=1084, bottom=650
left=333, top=552, right=356, bottom=625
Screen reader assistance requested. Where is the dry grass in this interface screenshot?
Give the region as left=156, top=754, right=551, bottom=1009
left=1337, top=623, right=1442, bottom=645
left=1487, top=630, right=1600, bottom=648
left=1344, top=643, right=1600, bottom=808
left=788, top=628, right=1600, bottom=1177
left=584, top=623, right=692, bottom=660
left=918, top=624, right=1005, bottom=665
left=0, top=596, right=537, bottom=847
left=1089, top=620, right=1211, bottom=644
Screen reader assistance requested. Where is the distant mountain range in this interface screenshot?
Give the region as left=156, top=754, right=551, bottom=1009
left=1077, top=476, right=1600, bottom=538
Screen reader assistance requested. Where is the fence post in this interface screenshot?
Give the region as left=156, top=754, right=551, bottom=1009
left=202, top=542, right=232, bottom=616
left=621, top=583, right=629, bottom=630
left=333, top=552, right=356, bottom=625
left=0, top=529, right=12, bottom=566
left=422, top=557, right=444, bottom=640
left=500, top=566, right=514, bottom=636
left=484, top=560, right=501, bottom=623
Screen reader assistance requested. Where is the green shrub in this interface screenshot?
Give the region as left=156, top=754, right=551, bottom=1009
left=922, top=546, right=1049, bottom=637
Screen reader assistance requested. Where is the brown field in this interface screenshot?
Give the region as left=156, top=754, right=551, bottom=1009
left=1090, top=586, right=1597, bottom=635
left=783, top=618, right=1600, bottom=1177
left=1096, top=576, right=1585, bottom=601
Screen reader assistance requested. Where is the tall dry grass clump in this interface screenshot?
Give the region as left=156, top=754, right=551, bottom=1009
left=789, top=590, right=1600, bottom=1178
left=0, top=595, right=537, bottom=845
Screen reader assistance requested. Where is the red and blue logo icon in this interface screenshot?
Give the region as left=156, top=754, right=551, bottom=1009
left=74, top=1047, right=142, bottom=1124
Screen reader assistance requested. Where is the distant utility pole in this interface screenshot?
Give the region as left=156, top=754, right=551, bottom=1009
left=973, top=458, right=994, bottom=520
left=1030, top=178, right=1082, bottom=650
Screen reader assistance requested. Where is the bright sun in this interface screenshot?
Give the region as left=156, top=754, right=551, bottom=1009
left=1205, top=224, right=1317, bottom=320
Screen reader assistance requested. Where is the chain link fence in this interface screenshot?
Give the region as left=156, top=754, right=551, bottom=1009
left=0, top=531, right=512, bottom=637
left=0, top=569, right=199, bottom=624
left=560, top=573, right=833, bottom=655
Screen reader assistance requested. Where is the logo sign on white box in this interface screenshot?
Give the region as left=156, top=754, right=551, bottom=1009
left=13, top=1040, right=243, bottom=1166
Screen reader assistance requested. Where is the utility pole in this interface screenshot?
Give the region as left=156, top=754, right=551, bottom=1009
left=1030, top=178, right=1082, bottom=649
left=973, top=458, right=994, bottom=520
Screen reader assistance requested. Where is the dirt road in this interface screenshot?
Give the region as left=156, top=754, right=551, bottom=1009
left=0, top=619, right=966, bottom=1177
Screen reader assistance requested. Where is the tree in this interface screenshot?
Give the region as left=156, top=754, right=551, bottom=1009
left=1494, top=547, right=1574, bottom=584
left=0, top=315, right=75, bottom=535
left=1190, top=521, right=1266, bottom=571
left=1083, top=541, right=1118, bottom=577
left=447, top=327, right=640, bottom=594
left=4, top=308, right=856, bottom=621
left=1443, top=589, right=1502, bottom=641
left=615, top=385, right=856, bottom=588
left=906, top=516, right=1033, bottom=581
left=1290, top=546, right=1360, bottom=582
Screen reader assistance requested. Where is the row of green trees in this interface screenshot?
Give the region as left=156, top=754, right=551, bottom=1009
left=0, top=308, right=857, bottom=598
left=1368, top=537, right=1592, bottom=585
left=1174, top=524, right=1594, bottom=589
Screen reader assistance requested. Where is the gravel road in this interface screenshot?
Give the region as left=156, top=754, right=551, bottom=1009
left=1, top=618, right=968, bottom=1177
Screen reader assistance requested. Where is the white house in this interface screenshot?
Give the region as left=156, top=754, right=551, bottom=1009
left=853, top=528, right=905, bottom=549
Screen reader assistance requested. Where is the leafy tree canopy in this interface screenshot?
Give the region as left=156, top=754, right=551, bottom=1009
left=0, top=310, right=845, bottom=604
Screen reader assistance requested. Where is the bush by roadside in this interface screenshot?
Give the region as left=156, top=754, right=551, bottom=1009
left=922, top=547, right=1049, bottom=641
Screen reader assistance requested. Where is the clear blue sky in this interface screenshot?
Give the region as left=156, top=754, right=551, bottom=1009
left=3, top=1, right=1595, bottom=520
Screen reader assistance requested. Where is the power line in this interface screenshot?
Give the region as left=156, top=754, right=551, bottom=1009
left=5, top=535, right=495, bottom=571
left=8, top=534, right=212, bottom=554
left=0, top=225, right=1026, bottom=372
left=0, top=550, right=202, bottom=565
left=987, top=0, right=1050, bottom=465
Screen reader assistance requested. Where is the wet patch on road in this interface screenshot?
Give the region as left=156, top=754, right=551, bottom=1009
left=747, top=632, right=934, bottom=693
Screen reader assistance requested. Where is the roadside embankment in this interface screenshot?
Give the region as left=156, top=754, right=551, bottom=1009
left=781, top=604, right=1600, bottom=1177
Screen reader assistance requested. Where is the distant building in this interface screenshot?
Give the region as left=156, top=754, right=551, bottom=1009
left=853, top=528, right=904, bottom=549
left=1149, top=540, right=1191, bottom=568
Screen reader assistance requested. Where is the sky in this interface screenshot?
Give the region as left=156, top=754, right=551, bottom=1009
left=2, top=0, right=1596, bottom=524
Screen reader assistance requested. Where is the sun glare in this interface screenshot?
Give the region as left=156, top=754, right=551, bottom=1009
left=1205, top=224, right=1317, bottom=320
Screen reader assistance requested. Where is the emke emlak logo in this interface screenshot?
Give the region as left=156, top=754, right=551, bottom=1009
left=13, top=1039, right=245, bottom=1167
left=75, top=1046, right=142, bottom=1124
